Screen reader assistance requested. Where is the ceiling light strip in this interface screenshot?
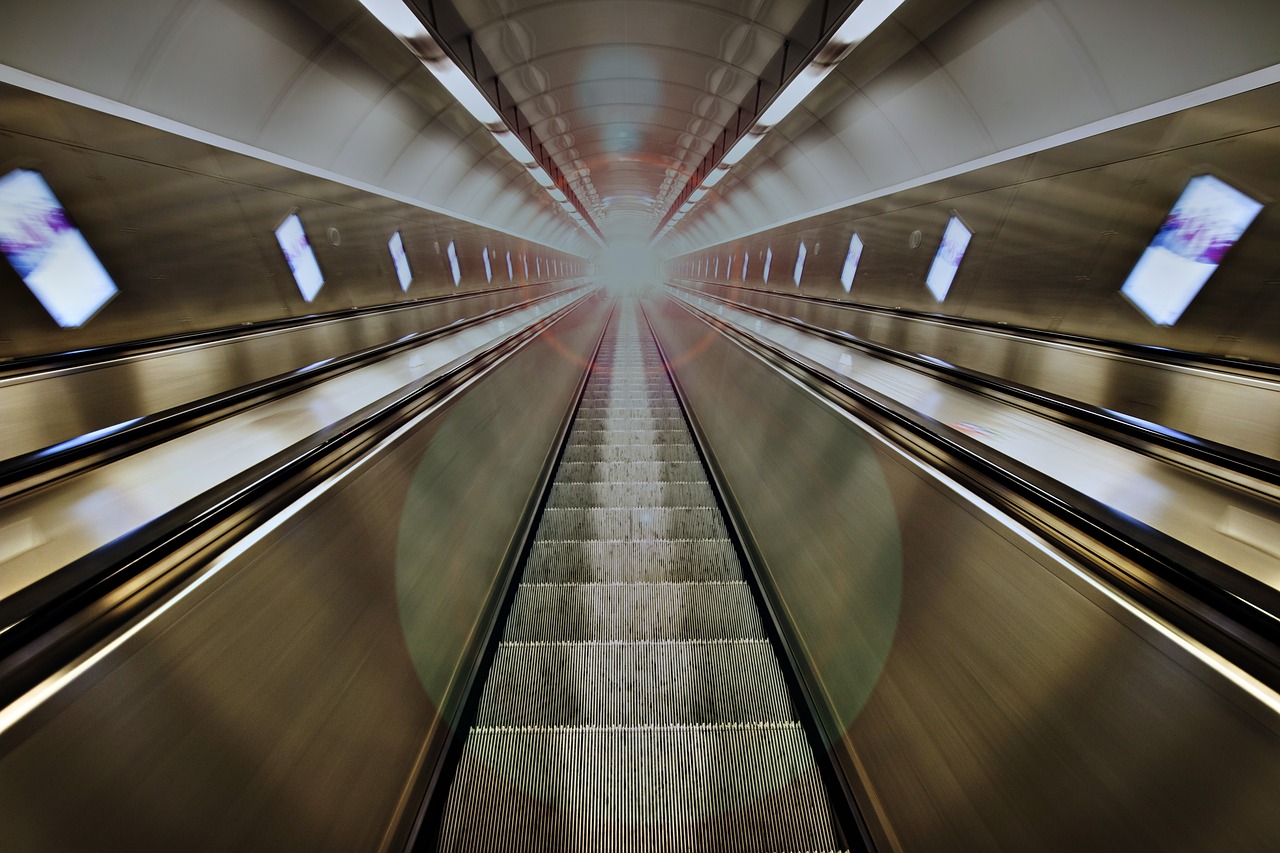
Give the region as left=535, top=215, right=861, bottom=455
left=653, top=0, right=906, bottom=242
left=357, top=0, right=602, bottom=243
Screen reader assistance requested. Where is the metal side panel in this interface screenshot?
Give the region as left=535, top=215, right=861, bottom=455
left=0, top=294, right=609, bottom=852
left=646, top=291, right=1280, bottom=851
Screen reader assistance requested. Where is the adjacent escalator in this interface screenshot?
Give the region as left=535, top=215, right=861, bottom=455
left=433, top=298, right=851, bottom=850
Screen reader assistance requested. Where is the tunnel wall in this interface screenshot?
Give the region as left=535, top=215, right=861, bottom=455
left=647, top=292, right=1280, bottom=852
left=0, top=292, right=609, bottom=852
left=0, top=84, right=585, bottom=361
left=0, top=0, right=586, bottom=251
left=671, top=0, right=1280, bottom=251
left=668, top=83, right=1280, bottom=364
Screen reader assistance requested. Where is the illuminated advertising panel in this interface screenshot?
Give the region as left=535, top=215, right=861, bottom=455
left=1121, top=175, right=1263, bottom=326
left=447, top=240, right=461, bottom=285
left=764, top=247, right=772, bottom=283
left=0, top=169, right=118, bottom=327
left=925, top=216, right=972, bottom=302
left=389, top=231, right=412, bottom=290
left=840, top=233, right=863, bottom=292
left=483, top=246, right=493, bottom=283
left=275, top=213, right=325, bottom=302
left=793, top=241, right=807, bottom=286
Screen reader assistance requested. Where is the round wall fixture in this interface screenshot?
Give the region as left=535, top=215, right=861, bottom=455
left=327, top=226, right=341, bottom=246
left=909, top=229, right=922, bottom=249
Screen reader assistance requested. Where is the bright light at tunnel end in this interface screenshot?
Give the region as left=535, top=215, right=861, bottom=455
left=595, top=240, right=661, bottom=294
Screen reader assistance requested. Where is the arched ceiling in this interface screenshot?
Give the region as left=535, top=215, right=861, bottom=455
left=421, top=0, right=843, bottom=240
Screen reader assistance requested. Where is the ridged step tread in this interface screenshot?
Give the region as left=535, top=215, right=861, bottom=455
left=438, top=724, right=843, bottom=852
left=555, top=460, right=708, bottom=483
left=503, top=582, right=764, bottom=642
left=537, top=506, right=730, bottom=541
left=524, top=539, right=743, bottom=583
left=567, top=429, right=693, bottom=447
left=477, top=640, right=796, bottom=726
left=561, top=443, right=699, bottom=464
left=572, top=416, right=689, bottom=431
left=546, top=481, right=717, bottom=509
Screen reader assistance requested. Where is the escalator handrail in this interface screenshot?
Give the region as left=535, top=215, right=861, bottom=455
left=665, top=292, right=1280, bottom=695
left=0, top=277, right=585, bottom=379
left=0, top=285, right=590, bottom=502
left=675, top=276, right=1280, bottom=380
left=668, top=281, right=1280, bottom=493
left=0, top=289, right=600, bottom=721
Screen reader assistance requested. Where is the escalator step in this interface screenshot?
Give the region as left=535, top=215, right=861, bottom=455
left=546, top=481, right=717, bottom=509
left=438, top=724, right=842, bottom=852
left=555, top=460, right=708, bottom=483
left=536, top=506, right=730, bottom=541
left=567, top=429, right=692, bottom=446
left=523, top=539, right=742, bottom=583
left=477, top=639, right=795, bottom=726
left=560, top=443, right=700, bottom=464
left=503, top=582, right=764, bottom=642
left=572, top=416, right=689, bottom=432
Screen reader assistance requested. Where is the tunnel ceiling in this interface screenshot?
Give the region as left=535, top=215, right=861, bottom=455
left=417, top=0, right=859, bottom=241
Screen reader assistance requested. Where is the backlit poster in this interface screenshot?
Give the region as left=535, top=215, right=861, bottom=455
left=1121, top=175, right=1263, bottom=326
left=0, top=169, right=118, bottom=327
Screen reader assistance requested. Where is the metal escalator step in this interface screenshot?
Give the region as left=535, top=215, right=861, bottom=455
left=573, top=406, right=685, bottom=419
left=524, top=539, right=743, bottom=583
left=560, top=443, right=699, bottom=464
left=476, top=639, right=796, bottom=726
left=555, top=460, right=708, bottom=483
left=438, top=723, right=842, bottom=852
left=537, top=506, right=729, bottom=541
left=567, top=429, right=692, bottom=447
left=547, top=481, right=716, bottom=509
left=572, top=416, right=689, bottom=431
left=503, top=582, right=764, bottom=642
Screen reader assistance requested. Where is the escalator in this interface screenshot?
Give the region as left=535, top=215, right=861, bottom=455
left=433, top=298, right=852, bottom=850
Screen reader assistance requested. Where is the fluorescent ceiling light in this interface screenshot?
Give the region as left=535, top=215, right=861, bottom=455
left=357, top=0, right=428, bottom=40
left=758, top=65, right=828, bottom=128
left=828, top=0, right=906, bottom=57
left=665, top=0, right=903, bottom=236
left=530, top=166, right=556, bottom=188
left=493, top=130, right=536, bottom=167
left=359, top=0, right=593, bottom=235
left=701, top=166, right=729, bottom=188
left=720, top=131, right=763, bottom=167
left=687, top=187, right=708, bottom=203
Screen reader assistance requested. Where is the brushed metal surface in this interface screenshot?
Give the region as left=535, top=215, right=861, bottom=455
left=648, top=291, right=1280, bottom=851
left=678, top=279, right=1280, bottom=461
left=670, top=82, right=1280, bottom=366
left=0, top=293, right=608, bottom=851
left=0, top=82, right=585, bottom=362
left=0, top=284, right=577, bottom=462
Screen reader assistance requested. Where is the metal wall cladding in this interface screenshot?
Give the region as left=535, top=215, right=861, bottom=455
left=0, top=84, right=585, bottom=360
left=0, top=293, right=609, bottom=852
left=647, top=292, right=1280, bottom=852
left=672, top=83, right=1280, bottom=364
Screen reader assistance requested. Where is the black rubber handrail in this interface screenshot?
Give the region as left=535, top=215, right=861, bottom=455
left=676, top=277, right=1280, bottom=379
left=0, top=285, right=588, bottom=502
left=0, top=277, right=585, bottom=378
left=0, top=290, right=600, bottom=719
left=668, top=282, right=1280, bottom=492
left=668, top=293, right=1280, bottom=694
